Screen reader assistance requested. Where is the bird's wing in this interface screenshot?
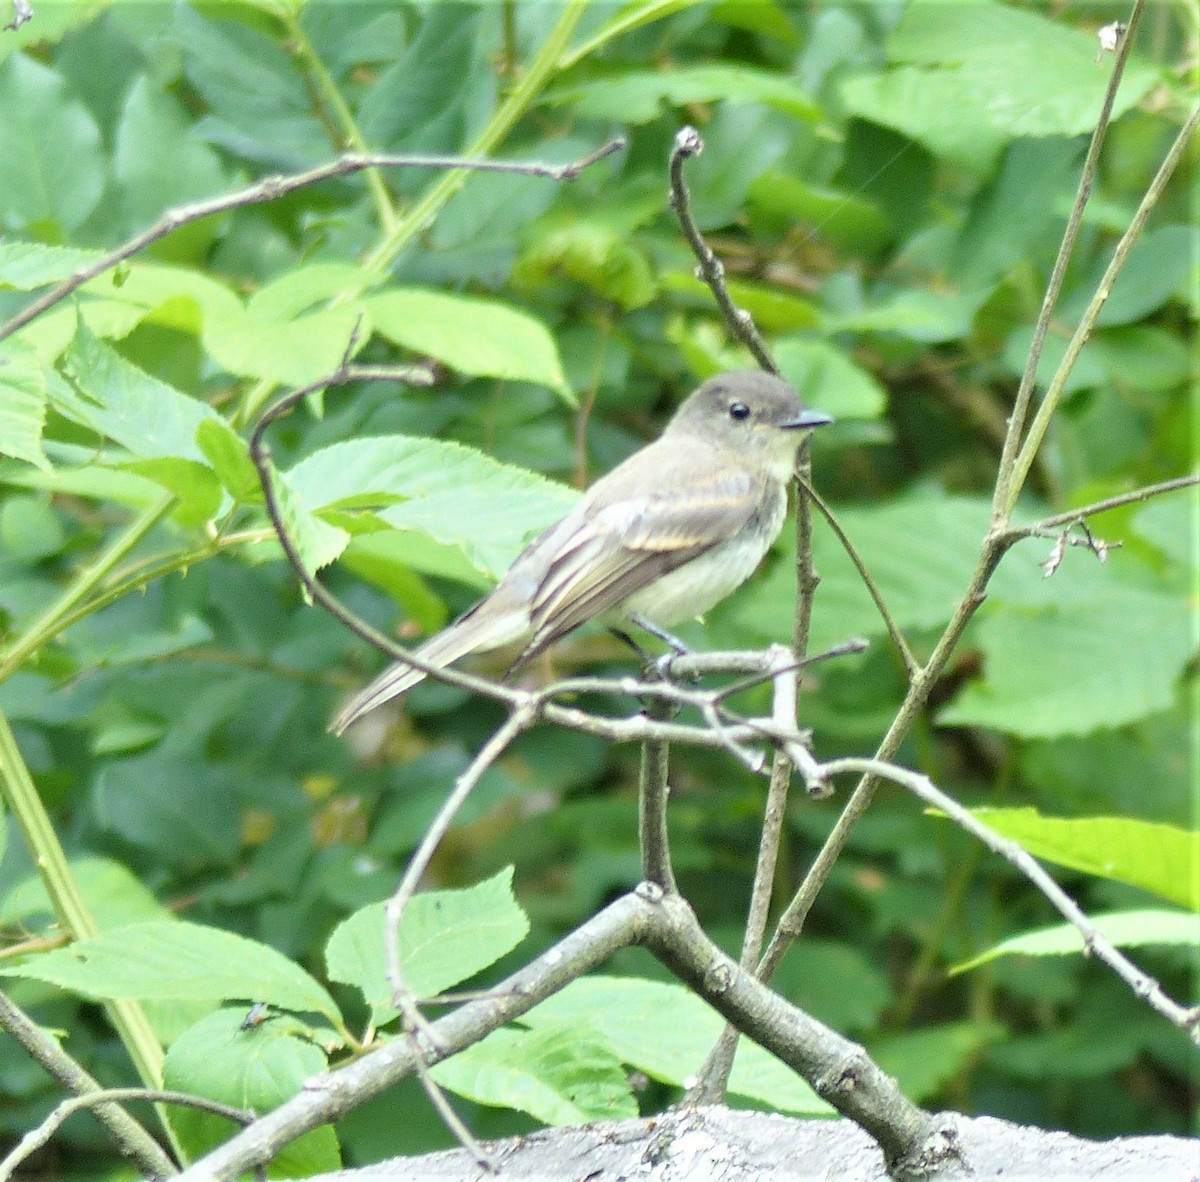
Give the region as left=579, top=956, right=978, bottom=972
left=518, top=454, right=765, bottom=662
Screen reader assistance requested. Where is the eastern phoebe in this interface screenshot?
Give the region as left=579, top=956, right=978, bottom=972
left=330, top=370, right=831, bottom=733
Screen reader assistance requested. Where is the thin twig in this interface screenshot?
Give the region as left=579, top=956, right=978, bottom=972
left=991, top=0, right=1146, bottom=522
left=0, top=992, right=175, bottom=1180
left=999, top=473, right=1200, bottom=545
left=409, top=1049, right=494, bottom=1172
left=799, top=477, right=919, bottom=675
left=667, top=127, right=777, bottom=372
left=383, top=707, right=533, bottom=1014
left=2, top=1087, right=254, bottom=1179
left=638, top=700, right=677, bottom=891
left=1006, top=96, right=1199, bottom=509
left=0, top=141, right=625, bottom=347
left=817, top=758, right=1200, bottom=1042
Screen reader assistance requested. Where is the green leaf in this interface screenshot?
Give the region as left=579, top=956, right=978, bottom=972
left=551, top=64, right=820, bottom=125
left=58, top=323, right=221, bottom=461
left=962, top=809, right=1199, bottom=910
left=1, top=920, right=342, bottom=1024
left=938, top=587, right=1195, bottom=737
left=203, top=264, right=369, bottom=386
left=0, top=52, right=104, bottom=232
left=0, top=341, right=50, bottom=470
left=774, top=337, right=887, bottom=419
left=1087, top=325, right=1196, bottom=394
left=368, top=289, right=570, bottom=398
left=734, top=494, right=992, bottom=651
left=841, top=67, right=1006, bottom=173
left=326, top=868, right=529, bottom=1024
left=747, top=171, right=893, bottom=258
left=195, top=418, right=262, bottom=503
left=272, top=469, right=351, bottom=576
left=824, top=287, right=990, bottom=343
left=871, top=1022, right=1006, bottom=1102
left=522, top=976, right=831, bottom=1116
left=0, top=241, right=105, bottom=290
left=113, top=76, right=228, bottom=243
left=1064, top=225, right=1198, bottom=327
left=0, top=856, right=169, bottom=932
left=170, top=4, right=331, bottom=167
left=662, top=272, right=819, bottom=333
left=286, top=436, right=578, bottom=582
left=955, top=909, right=1200, bottom=975
left=164, top=1007, right=339, bottom=1177
left=121, top=457, right=222, bottom=527
left=841, top=1, right=1161, bottom=169
left=515, top=220, right=656, bottom=311
left=431, top=1024, right=637, bottom=1125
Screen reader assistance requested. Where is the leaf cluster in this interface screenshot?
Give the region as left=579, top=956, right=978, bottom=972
left=0, top=0, right=1195, bottom=1174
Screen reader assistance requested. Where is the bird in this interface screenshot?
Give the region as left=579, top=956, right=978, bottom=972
left=330, top=370, right=832, bottom=733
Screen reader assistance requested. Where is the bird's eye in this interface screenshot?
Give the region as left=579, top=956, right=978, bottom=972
left=729, top=401, right=750, bottom=421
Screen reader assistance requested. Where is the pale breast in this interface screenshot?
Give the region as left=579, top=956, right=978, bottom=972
left=620, top=482, right=788, bottom=626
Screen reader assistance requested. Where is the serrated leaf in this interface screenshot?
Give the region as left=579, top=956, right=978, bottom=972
left=368, top=289, right=570, bottom=398
left=164, top=1007, right=338, bottom=1176
left=0, top=341, right=50, bottom=470
left=955, top=909, right=1199, bottom=975
left=58, top=323, right=221, bottom=461
left=0, top=241, right=104, bottom=290
left=285, top=435, right=577, bottom=582
left=272, top=469, right=351, bottom=576
left=522, top=976, right=831, bottom=1116
left=962, top=809, right=1199, bottom=910
left=1, top=920, right=342, bottom=1024
left=939, top=588, right=1195, bottom=737
left=326, top=868, right=529, bottom=1024
left=430, top=1024, right=637, bottom=1125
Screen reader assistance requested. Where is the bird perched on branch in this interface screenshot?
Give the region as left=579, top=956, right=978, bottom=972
left=331, top=370, right=832, bottom=734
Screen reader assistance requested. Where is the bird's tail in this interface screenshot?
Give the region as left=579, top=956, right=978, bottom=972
left=329, top=603, right=527, bottom=735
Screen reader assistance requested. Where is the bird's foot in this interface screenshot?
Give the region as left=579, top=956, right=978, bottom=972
left=629, top=614, right=697, bottom=684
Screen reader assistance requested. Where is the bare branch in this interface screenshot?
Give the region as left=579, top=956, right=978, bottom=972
left=0, top=140, right=625, bottom=347
left=819, top=757, right=1200, bottom=1043
left=799, top=476, right=919, bottom=675
left=991, top=0, right=1147, bottom=522
left=667, top=126, right=777, bottom=373
left=1006, top=96, right=1199, bottom=512
left=0, top=991, right=175, bottom=1180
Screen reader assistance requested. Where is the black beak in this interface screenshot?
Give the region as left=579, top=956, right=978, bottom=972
left=781, top=408, right=833, bottom=430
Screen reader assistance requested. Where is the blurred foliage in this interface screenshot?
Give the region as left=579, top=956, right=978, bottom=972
left=0, top=0, right=1196, bottom=1174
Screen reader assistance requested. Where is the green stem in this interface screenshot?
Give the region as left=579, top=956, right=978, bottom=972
left=1005, top=99, right=1200, bottom=514
left=237, top=0, right=591, bottom=428
left=0, top=497, right=174, bottom=684
left=0, top=713, right=172, bottom=1131
left=557, top=0, right=693, bottom=70
left=360, top=0, right=591, bottom=277
left=282, top=11, right=399, bottom=234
